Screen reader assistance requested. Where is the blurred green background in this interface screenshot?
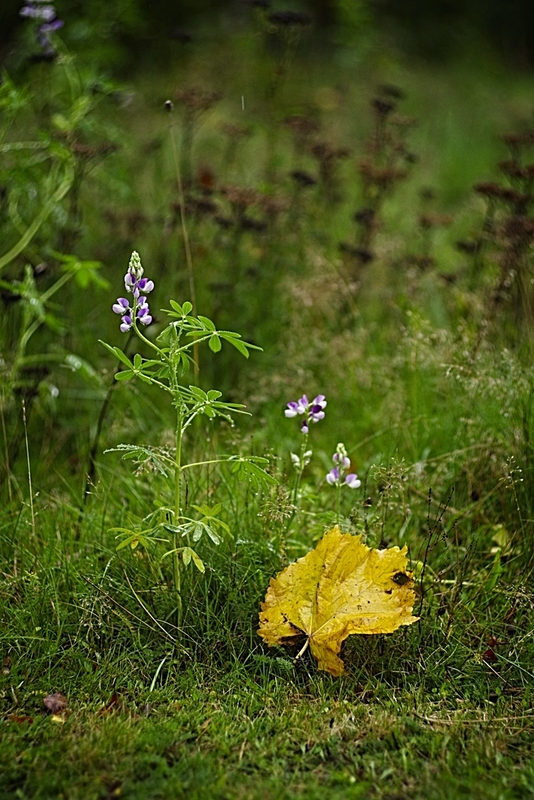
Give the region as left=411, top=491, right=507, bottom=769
left=2, top=0, right=534, bottom=71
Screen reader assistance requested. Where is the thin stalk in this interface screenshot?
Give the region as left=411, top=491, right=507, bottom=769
left=0, top=391, right=12, bottom=503
left=172, top=365, right=185, bottom=631
left=284, top=433, right=309, bottom=535
left=22, top=400, right=35, bottom=540
left=167, top=106, right=199, bottom=380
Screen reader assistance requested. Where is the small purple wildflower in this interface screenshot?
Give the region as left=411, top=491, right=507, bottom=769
left=345, top=473, right=361, bottom=489
left=326, top=467, right=339, bottom=485
left=326, top=443, right=361, bottom=489
left=113, top=251, right=154, bottom=332
left=284, top=393, right=327, bottom=433
left=333, top=452, right=351, bottom=469
left=20, top=1, right=63, bottom=55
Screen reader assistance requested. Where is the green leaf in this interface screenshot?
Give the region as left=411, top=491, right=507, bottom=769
left=99, top=341, right=133, bottom=368
left=115, top=370, right=134, bottom=381
left=190, top=550, right=205, bottom=573
left=204, top=525, right=222, bottom=545
left=182, top=547, right=192, bottom=566
left=170, top=300, right=182, bottom=314
left=189, top=385, right=208, bottom=401
left=227, top=456, right=277, bottom=489
left=116, top=536, right=137, bottom=551
left=197, top=315, right=216, bottom=331
left=221, top=336, right=250, bottom=358
left=209, top=334, right=222, bottom=353
left=182, top=301, right=193, bottom=315
left=192, top=524, right=204, bottom=543
left=206, top=390, right=222, bottom=401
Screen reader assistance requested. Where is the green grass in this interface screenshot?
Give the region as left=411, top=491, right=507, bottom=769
left=3, top=665, right=534, bottom=799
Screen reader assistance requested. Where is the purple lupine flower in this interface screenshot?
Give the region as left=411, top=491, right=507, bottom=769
left=137, top=302, right=152, bottom=325
left=20, top=4, right=57, bottom=21
left=113, top=251, right=154, bottom=332
left=284, top=392, right=326, bottom=432
left=309, top=403, right=326, bottom=423
left=326, top=443, right=360, bottom=489
left=120, top=315, right=133, bottom=333
left=20, top=1, right=63, bottom=55
left=285, top=402, right=300, bottom=418
left=112, top=297, right=129, bottom=315
left=326, top=467, right=339, bottom=485
left=333, top=453, right=351, bottom=469
left=137, top=278, right=155, bottom=293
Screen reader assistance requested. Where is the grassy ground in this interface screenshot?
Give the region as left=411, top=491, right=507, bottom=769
left=2, top=16, right=534, bottom=799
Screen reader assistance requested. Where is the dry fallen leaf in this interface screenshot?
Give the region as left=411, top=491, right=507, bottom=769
left=7, top=714, right=33, bottom=725
left=258, top=526, right=418, bottom=676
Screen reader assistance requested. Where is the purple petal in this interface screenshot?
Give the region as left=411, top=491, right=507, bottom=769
left=301, top=419, right=309, bottom=434
left=112, top=297, right=129, bottom=314
left=342, top=456, right=351, bottom=469
left=120, top=315, right=132, bottom=333
left=139, top=314, right=152, bottom=326
left=124, top=272, right=136, bottom=290
left=326, top=468, right=339, bottom=485
left=137, top=278, right=154, bottom=293
left=345, top=474, right=361, bottom=489
left=309, top=405, right=325, bottom=422
left=312, top=394, right=327, bottom=408
left=285, top=402, right=299, bottom=418
left=296, top=395, right=308, bottom=413
left=41, top=19, right=63, bottom=31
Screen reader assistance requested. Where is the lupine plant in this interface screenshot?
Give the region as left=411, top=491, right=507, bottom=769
left=101, top=251, right=275, bottom=629
left=326, top=442, right=361, bottom=523
left=19, top=0, right=64, bottom=57
left=284, top=392, right=327, bottom=531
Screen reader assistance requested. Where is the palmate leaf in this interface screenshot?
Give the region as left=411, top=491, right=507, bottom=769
left=104, top=443, right=174, bottom=477
left=227, top=456, right=276, bottom=489
left=258, top=526, right=418, bottom=677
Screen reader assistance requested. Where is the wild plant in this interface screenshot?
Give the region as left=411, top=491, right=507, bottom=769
left=282, top=395, right=362, bottom=538
left=101, top=250, right=275, bottom=629
left=467, top=130, right=534, bottom=343
left=173, top=87, right=221, bottom=189
left=325, top=442, right=361, bottom=524
left=0, top=10, right=120, bottom=494
left=343, top=87, right=418, bottom=268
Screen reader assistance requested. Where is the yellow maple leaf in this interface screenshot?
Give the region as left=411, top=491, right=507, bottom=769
left=258, top=526, right=418, bottom=677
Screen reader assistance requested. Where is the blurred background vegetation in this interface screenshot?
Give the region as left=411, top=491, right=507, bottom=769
left=2, top=0, right=534, bottom=71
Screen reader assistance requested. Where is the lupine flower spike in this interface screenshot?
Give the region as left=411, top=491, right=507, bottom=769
left=326, top=443, right=361, bottom=489
left=112, top=251, right=154, bottom=332
left=285, top=393, right=327, bottom=433
left=20, top=1, right=64, bottom=56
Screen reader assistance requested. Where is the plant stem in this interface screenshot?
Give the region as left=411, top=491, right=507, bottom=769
left=173, top=369, right=184, bottom=631
left=285, top=433, right=309, bottom=535
left=167, top=107, right=199, bottom=380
